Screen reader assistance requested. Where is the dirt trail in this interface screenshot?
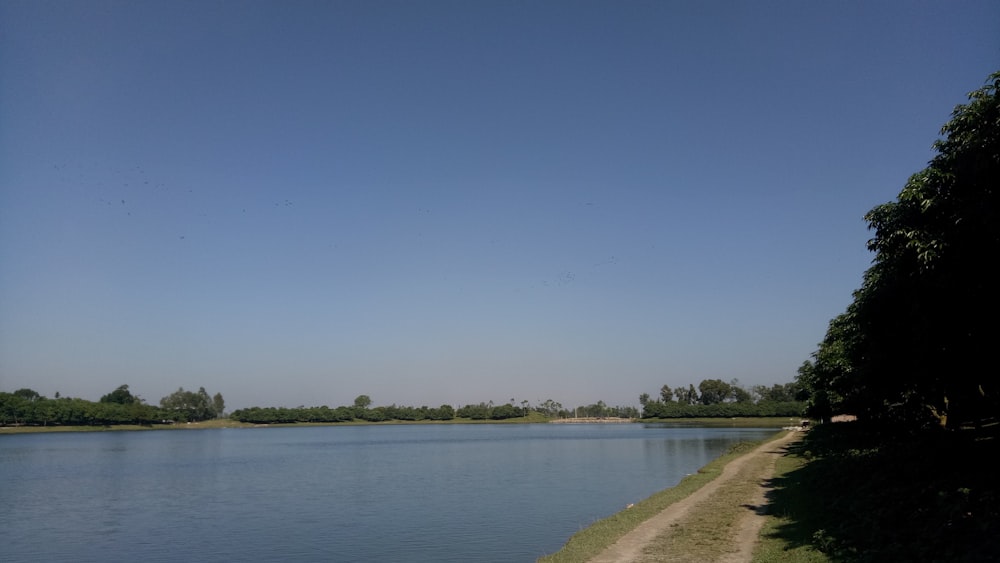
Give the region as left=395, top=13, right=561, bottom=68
left=587, top=431, right=799, bottom=563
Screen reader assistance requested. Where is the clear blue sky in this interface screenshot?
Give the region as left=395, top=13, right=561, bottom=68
left=2, top=1, right=998, bottom=411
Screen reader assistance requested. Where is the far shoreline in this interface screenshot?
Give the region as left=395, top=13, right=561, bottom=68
left=0, top=416, right=799, bottom=435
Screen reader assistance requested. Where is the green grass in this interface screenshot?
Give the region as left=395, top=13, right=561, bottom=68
left=0, top=418, right=252, bottom=433
left=751, top=452, right=830, bottom=563
left=642, top=417, right=803, bottom=428
left=637, top=440, right=782, bottom=563
left=752, top=422, right=1000, bottom=562
left=537, top=434, right=784, bottom=563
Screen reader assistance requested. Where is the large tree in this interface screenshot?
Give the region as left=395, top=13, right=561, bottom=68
left=212, top=392, right=225, bottom=417
left=659, top=384, right=674, bottom=402
left=100, top=384, right=139, bottom=405
left=698, top=379, right=732, bottom=405
left=160, top=386, right=219, bottom=421
left=803, top=71, right=1000, bottom=429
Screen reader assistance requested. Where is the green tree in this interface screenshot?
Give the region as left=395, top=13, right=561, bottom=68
left=490, top=403, right=521, bottom=419
left=195, top=387, right=215, bottom=420
left=12, top=388, right=41, bottom=401
left=730, top=385, right=752, bottom=404
left=679, top=384, right=699, bottom=405
left=432, top=404, right=455, bottom=420
left=212, top=392, right=225, bottom=417
left=659, top=384, right=674, bottom=402
left=698, top=379, right=732, bottom=405
left=160, top=386, right=219, bottom=422
left=353, top=395, right=372, bottom=409
left=100, top=384, right=139, bottom=405
left=535, top=399, right=563, bottom=417
left=800, top=72, right=1000, bottom=429
left=754, top=382, right=802, bottom=403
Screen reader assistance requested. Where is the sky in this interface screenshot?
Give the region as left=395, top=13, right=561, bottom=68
left=1, top=1, right=998, bottom=412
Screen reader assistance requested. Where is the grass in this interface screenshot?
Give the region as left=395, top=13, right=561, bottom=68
left=537, top=434, right=784, bottom=563
left=0, top=418, right=251, bottom=433
left=751, top=452, right=830, bottom=563
left=752, top=422, right=1000, bottom=562
left=636, top=440, right=780, bottom=563
left=643, top=417, right=802, bottom=428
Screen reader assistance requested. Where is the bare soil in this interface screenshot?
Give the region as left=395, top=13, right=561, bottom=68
left=587, top=431, right=800, bottom=563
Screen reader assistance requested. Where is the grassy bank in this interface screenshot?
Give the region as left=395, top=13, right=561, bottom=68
left=641, top=416, right=801, bottom=428
left=538, top=432, right=786, bottom=563
left=751, top=422, right=1000, bottom=562
left=0, top=418, right=251, bottom=433
left=750, top=449, right=829, bottom=563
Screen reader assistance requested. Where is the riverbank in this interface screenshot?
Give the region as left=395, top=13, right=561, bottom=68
left=539, top=430, right=798, bottom=563
left=755, top=421, right=1000, bottom=562
left=0, top=416, right=545, bottom=433
left=0, top=415, right=798, bottom=434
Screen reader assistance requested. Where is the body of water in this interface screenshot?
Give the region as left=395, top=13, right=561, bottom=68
left=0, top=423, right=777, bottom=562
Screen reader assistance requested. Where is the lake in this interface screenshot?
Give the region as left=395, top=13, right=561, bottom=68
left=0, top=423, right=778, bottom=562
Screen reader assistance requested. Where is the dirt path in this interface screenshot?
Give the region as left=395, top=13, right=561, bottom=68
left=587, top=431, right=799, bottom=563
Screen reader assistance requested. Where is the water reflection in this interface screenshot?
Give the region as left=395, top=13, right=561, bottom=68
left=0, top=424, right=776, bottom=562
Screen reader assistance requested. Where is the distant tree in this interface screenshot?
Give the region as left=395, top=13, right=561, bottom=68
left=639, top=393, right=651, bottom=406
left=754, top=382, right=803, bottom=403
left=535, top=399, right=563, bottom=417
left=575, top=401, right=609, bottom=418
left=729, top=379, right=752, bottom=403
left=433, top=404, right=455, bottom=420
left=195, top=387, right=215, bottom=419
left=491, top=403, right=521, bottom=419
left=660, top=384, right=674, bottom=402
left=698, top=379, right=732, bottom=405
left=678, top=384, right=699, bottom=405
left=160, top=386, right=219, bottom=421
left=212, top=392, right=225, bottom=417
left=353, top=395, right=372, bottom=409
left=457, top=403, right=491, bottom=420
left=12, top=388, right=41, bottom=402
left=100, top=384, right=138, bottom=405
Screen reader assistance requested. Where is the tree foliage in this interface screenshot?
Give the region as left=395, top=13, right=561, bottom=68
left=100, top=384, right=139, bottom=405
left=159, top=387, right=222, bottom=422
left=698, top=379, right=732, bottom=405
left=659, top=385, right=674, bottom=402
left=799, top=71, right=1000, bottom=429
left=212, top=392, right=225, bottom=417
left=640, top=379, right=803, bottom=418
left=0, top=387, right=195, bottom=427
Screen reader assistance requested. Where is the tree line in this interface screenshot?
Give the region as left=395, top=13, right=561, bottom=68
left=796, top=72, right=1000, bottom=430
left=229, top=396, right=640, bottom=424
left=639, top=379, right=805, bottom=418
left=0, top=385, right=225, bottom=427
left=3, top=381, right=801, bottom=428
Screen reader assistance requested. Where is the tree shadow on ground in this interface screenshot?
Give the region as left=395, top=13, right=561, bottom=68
left=761, top=422, right=1000, bottom=562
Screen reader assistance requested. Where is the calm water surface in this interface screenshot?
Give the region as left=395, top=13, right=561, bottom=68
left=0, top=424, right=777, bottom=562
